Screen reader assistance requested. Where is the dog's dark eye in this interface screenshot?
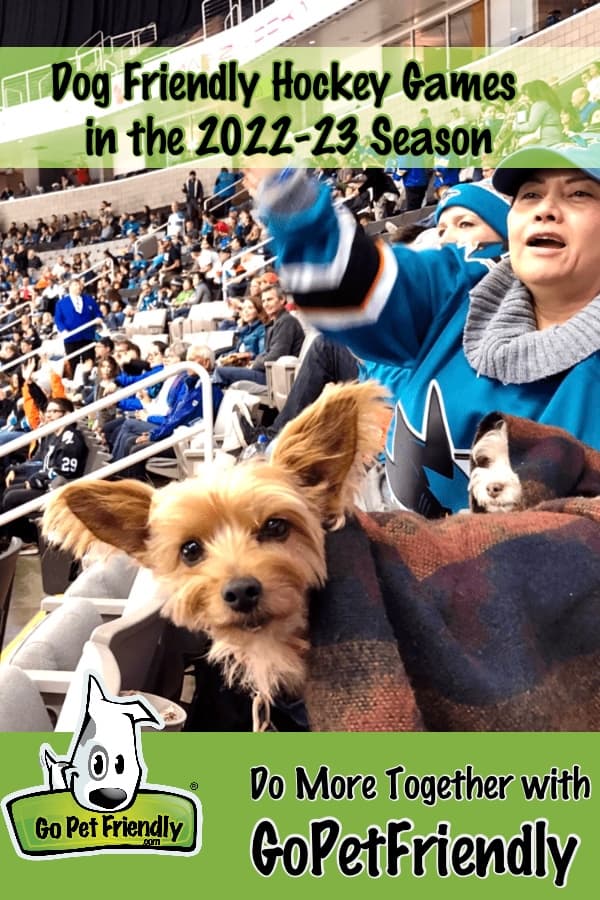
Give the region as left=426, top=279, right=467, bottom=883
left=475, top=455, right=491, bottom=468
left=180, top=540, right=204, bottom=566
left=257, top=517, right=290, bottom=542
left=115, top=754, right=125, bottom=775
left=88, top=746, right=109, bottom=780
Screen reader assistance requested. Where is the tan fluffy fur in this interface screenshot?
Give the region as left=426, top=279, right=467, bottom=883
left=43, top=381, right=389, bottom=701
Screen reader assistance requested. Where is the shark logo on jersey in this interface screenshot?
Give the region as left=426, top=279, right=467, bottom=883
left=385, top=381, right=470, bottom=518
left=462, top=240, right=507, bottom=271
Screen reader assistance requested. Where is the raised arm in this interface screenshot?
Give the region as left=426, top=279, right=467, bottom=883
left=250, top=169, right=484, bottom=367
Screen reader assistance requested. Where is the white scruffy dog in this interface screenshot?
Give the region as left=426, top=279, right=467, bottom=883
left=469, top=416, right=523, bottom=514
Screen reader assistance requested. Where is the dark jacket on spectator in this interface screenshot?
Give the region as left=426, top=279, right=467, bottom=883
left=7, top=424, right=88, bottom=490
left=251, top=310, right=304, bottom=372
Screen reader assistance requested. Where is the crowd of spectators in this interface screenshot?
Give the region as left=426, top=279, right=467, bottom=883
left=305, top=66, right=600, bottom=220
left=314, top=62, right=600, bottom=211
left=0, top=163, right=312, bottom=552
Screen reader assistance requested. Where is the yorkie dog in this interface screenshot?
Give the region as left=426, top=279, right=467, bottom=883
left=43, top=382, right=388, bottom=706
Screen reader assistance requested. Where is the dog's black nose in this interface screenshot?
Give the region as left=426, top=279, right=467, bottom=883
left=222, top=577, right=262, bottom=612
left=487, top=483, right=504, bottom=497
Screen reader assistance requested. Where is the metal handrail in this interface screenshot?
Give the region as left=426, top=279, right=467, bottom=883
left=1, top=57, right=66, bottom=106
left=0, top=360, right=215, bottom=526
left=0, top=299, right=33, bottom=326
left=223, top=252, right=277, bottom=301
left=32, top=248, right=116, bottom=288
left=204, top=177, right=244, bottom=214
left=79, top=253, right=115, bottom=285
left=78, top=30, right=105, bottom=50
left=0, top=318, right=105, bottom=373
left=0, top=338, right=96, bottom=380
left=0, top=359, right=212, bottom=460
left=108, top=23, right=158, bottom=49
left=0, top=419, right=211, bottom=528
left=224, top=1, right=243, bottom=30
left=0, top=318, right=24, bottom=337
left=221, top=236, right=276, bottom=299
left=57, top=341, right=98, bottom=366
left=134, top=220, right=168, bottom=256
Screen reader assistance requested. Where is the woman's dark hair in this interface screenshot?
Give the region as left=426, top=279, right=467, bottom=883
left=98, top=355, right=119, bottom=379
left=522, top=80, right=562, bottom=111
left=243, top=293, right=269, bottom=324
left=151, top=340, right=168, bottom=356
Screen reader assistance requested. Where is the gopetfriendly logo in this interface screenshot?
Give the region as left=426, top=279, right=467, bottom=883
left=1, top=673, right=202, bottom=859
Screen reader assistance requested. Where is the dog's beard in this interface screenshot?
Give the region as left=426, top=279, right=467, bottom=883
left=208, top=608, right=310, bottom=702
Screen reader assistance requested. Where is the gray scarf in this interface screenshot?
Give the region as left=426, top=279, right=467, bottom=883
left=463, top=258, right=600, bottom=384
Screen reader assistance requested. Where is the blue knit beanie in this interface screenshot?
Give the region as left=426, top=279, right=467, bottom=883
left=434, top=182, right=510, bottom=241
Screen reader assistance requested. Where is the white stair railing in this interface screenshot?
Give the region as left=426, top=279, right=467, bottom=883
left=108, top=23, right=158, bottom=48
left=0, top=318, right=105, bottom=373
left=221, top=236, right=276, bottom=300
left=0, top=359, right=215, bottom=527
left=0, top=299, right=33, bottom=324
left=204, top=176, right=245, bottom=215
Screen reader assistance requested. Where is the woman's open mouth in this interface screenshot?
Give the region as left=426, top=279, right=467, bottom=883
left=526, top=233, right=566, bottom=249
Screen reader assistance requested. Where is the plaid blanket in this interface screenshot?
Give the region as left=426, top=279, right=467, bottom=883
left=306, top=415, right=600, bottom=731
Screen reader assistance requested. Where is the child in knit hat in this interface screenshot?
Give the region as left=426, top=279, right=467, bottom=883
left=435, top=182, right=510, bottom=247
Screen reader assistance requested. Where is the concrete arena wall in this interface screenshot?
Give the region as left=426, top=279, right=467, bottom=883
left=0, top=165, right=236, bottom=231
left=521, top=6, right=599, bottom=51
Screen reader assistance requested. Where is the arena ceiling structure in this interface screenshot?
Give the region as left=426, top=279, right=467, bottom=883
left=0, top=0, right=206, bottom=45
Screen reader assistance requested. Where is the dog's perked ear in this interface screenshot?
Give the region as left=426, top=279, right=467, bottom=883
left=471, top=412, right=507, bottom=448
left=271, top=381, right=390, bottom=527
left=42, top=479, right=154, bottom=562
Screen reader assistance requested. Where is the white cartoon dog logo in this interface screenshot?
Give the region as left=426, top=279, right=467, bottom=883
left=40, top=673, right=163, bottom=813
